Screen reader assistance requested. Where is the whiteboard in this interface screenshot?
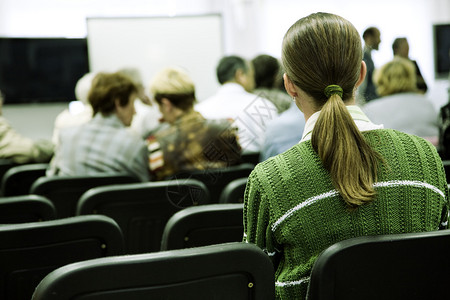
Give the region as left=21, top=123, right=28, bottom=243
left=86, top=14, right=223, bottom=101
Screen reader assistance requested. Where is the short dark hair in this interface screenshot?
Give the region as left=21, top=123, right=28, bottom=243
left=362, top=27, right=379, bottom=40
left=392, top=37, right=407, bottom=54
left=251, top=54, right=280, bottom=89
left=216, top=55, right=248, bottom=84
left=88, top=72, right=138, bottom=116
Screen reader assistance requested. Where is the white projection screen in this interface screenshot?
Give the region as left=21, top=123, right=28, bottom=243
left=86, top=14, right=223, bottom=101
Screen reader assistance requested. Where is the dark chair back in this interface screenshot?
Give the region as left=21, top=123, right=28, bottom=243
left=240, top=151, right=260, bottom=165
left=1, top=163, right=48, bottom=196
left=219, top=177, right=248, bottom=203
left=161, top=203, right=244, bottom=250
left=307, top=230, right=450, bottom=300
left=170, top=163, right=254, bottom=203
left=0, top=215, right=124, bottom=300
left=0, top=194, right=56, bottom=223
left=0, top=159, right=18, bottom=192
left=77, top=179, right=210, bottom=254
left=30, top=174, right=139, bottom=218
left=32, top=242, right=275, bottom=300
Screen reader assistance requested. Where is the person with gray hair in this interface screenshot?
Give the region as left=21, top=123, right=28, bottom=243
left=51, top=72, right=96, bottom=144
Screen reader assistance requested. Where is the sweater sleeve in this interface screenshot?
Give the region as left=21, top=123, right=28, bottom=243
left=243, top=169, right=280, bottom=266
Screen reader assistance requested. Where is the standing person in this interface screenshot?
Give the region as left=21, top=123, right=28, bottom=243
left=0, top=90, right=54, bottom=163
left=243, top=13, right=448, bottom=300
left=146, top=67, right=241, bottom=180
left=392, top=37, right=428, bottom=93
left=196, top=55, right=278, bottom=152
left=47, top=72, right=150, bottom=182
left=360, top=26, right=381, bottom=102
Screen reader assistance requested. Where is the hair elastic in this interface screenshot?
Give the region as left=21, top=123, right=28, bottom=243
left=324, top=85, right=343, bottom=98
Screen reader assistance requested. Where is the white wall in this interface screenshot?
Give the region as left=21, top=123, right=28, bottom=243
left=0, top=0, right=449, bottom=107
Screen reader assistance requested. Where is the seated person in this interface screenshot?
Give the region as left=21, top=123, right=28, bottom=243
left=260, top=101, right=305, bottom=161
left=47, top=72, right=150, bottom=182
left=362, top=57, right=438, bottom=144
left=251, top=54, right=292, bottom=113
left=52, top=72, right=96, bottom=145
left=195, top=55, right=278, bottom=152
left=146, top=67, right=241, bottom=180
left=0, top=90, right=54, bottom=164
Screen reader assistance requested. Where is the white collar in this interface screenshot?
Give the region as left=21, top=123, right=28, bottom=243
left=300, top=105, right=383, bottom=143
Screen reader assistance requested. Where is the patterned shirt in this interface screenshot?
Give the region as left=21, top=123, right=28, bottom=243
left=47, top=113, right=150, bottom=182
left=244, top=110, right=448, bottom=299
left=146, top=111, right=241, bottom=181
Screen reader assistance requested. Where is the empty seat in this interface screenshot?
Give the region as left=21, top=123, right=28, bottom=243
left=30, top=173, right=139, bottom=218
left=161, top=203, right=244, bottom=250
left=1, top=163, right=48, bottom=196
left=0, top=194, right=56, bottom=223
left=32, top=242, right=275, bottom=300
left=219, top=177, right=248, bottom=203
left=77, top=179, right=210, bottom=254
left=307, top=230, right=450, bottom=300
left=0, top=215, right=124, bottom=300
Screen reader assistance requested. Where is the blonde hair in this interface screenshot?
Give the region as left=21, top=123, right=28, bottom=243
left=149, top=67, right=196, bottom=110
left=282, top=12, right=382, bottom=208
left=374, top=57, right=417, bottom=97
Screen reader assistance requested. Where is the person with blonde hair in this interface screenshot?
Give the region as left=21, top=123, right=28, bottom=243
left=243, top=13, right=448, bottom=299
left=363, top=57, right=438, bottom=143
left=146, top=67, right=241, bottom=180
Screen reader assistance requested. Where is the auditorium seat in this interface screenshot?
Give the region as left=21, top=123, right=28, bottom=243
left=32, top=242, right=274, bottom=300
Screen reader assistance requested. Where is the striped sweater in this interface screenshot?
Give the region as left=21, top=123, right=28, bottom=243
left=243, top=129, right=449, bottom=300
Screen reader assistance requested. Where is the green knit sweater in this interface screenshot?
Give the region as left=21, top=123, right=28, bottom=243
left=243, top=129, right=449, bottom=300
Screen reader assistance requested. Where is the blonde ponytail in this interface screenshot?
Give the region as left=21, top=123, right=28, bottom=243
left=311, top=91, right=382, bottom=207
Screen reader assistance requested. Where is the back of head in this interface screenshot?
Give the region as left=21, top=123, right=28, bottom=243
left=363, top=27, right=379, bottom=41
left=216, top=55, right=248, bottom=84
left=88, top=72, right=138, bottom=116
left=282, top=12, right=382, bottom=208
left=392, top=37, right=409, bottom=58
left=251, top=54, right=280, bottom=89
left=374, top=57, right=417, bottom=97
left=150, top=67, right=196, bottom=111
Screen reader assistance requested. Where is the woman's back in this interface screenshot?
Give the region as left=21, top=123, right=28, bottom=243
left=244, top=129, right=448, bottom=299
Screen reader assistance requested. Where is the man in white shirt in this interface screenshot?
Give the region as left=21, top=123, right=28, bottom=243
left=196, top=55, right=278, bottom=153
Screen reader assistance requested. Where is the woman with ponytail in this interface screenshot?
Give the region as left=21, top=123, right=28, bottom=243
left=243, top=13, right=448, bottom=299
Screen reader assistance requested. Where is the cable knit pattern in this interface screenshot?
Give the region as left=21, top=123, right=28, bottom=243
left=243, top=129, right=449, bottom=300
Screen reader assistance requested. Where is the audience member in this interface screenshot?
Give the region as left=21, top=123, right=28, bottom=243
left=359, top=26, right=381, bottom=102
left=251, top=54, right=291, bottom=113
left=0, top=90, right=54, bottom=163
left=243, top=13, right=448, bottom=300
left=51, top=72, right=95, bottom=145
left=260, top=102, right=305, bottom=161
left=392, top=37, right=428, bottom=93
left=117, top=67, right=161, bottom=138
left=195, top=55, right=278, bottom=152
left=47, top=72, right=150, bottom=182
left=363, top=57, right=438, bottom=143
left=146, top=67, right=241, bottom=180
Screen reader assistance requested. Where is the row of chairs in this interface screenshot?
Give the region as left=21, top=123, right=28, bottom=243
left=3, top=212, right=447, bottom=299
left=0, top=202, right=246, bottom=300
